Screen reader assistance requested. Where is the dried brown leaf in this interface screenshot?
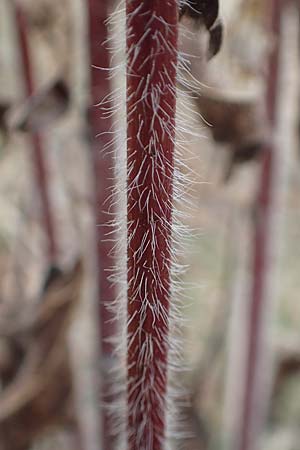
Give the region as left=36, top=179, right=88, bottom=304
left=7, top=79, right=70, bottom=133
left=194, top=88, right=269, bottom=181
left=180, top=1, right=223, bottom=59
left=180, top=0, right=219, bottom=30
left=207, top=19, right=223, bottom=59
left=0, top=260, right=82, bottom=450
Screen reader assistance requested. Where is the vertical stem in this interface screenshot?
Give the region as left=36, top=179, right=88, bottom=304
left=239, top=1, right=281, bottom=449
left=126, top=2, right=178, bottom=449
left=87, top=1, right=116, bottom=449
left=15, top=5, right=58, bottom=263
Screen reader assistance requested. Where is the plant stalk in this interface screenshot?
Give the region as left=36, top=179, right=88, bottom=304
left=87, top=0, right=117, bottom=449
left=15, top=5, right=58, bottom=264
left=238, top=1, right=282, bottom=449
left=126, top=1, right=178, bottom=449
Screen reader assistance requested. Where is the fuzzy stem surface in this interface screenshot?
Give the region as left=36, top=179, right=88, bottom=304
left=87, top=1, right=116, bottom=448
left=126, top=2, right=178, bottom=449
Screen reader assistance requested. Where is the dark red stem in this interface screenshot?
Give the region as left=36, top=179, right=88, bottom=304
left=15, top=5, right=58, bottom=263
left=87, top=1, right=116, bottom=449
left=126, top=2, right=178, bottom=449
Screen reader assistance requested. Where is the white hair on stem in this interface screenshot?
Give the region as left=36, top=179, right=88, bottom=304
left=97, top=1, right=208, bottom=448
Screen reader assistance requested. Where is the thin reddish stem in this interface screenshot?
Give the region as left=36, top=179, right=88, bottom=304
left=126, top=2, right=178, bottom=449
left=15, top=5, right=58, bottom=263
left=87, top=0, right=115, bottom=356
left=87, top=1, right=116, bottom=449
left=239, top=1, right=282, bottom=449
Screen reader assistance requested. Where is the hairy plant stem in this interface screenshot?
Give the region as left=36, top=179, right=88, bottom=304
left=87, top=1, right=116, bottom=449
left=126, top=2, right=178, bottom=449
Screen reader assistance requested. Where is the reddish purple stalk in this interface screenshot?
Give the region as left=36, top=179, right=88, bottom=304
left=126, top=2, right=178, bottom=449
left=15, top=5, right=58, bottom=263
left=87, top=1, right=116, bottom=449
left=238, top=1, right=282, bottom=449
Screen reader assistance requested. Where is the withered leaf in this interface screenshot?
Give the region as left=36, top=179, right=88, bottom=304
left=0, top=260, right=82, bottom=450
left=208, top=19, right=223, bottom=60
left=180, top=0, right=219, bottom=30
left=8, top=78, right=70, bottom=133
left=0, top=103, right=10, bottom=131
left=194, top=90, right=267, bottom=145
left=180, top=0, right=222, bottom=58
left=193, top=87, right=269, bottom=182
left=223, top=140, right=266, bottom=183
left=0, top=103, right=11, bottom=148
left=41, top=265, right=63, bottom=294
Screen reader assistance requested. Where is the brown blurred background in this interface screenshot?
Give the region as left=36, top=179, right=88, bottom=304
left=1, top=0, right=300, bottom=449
